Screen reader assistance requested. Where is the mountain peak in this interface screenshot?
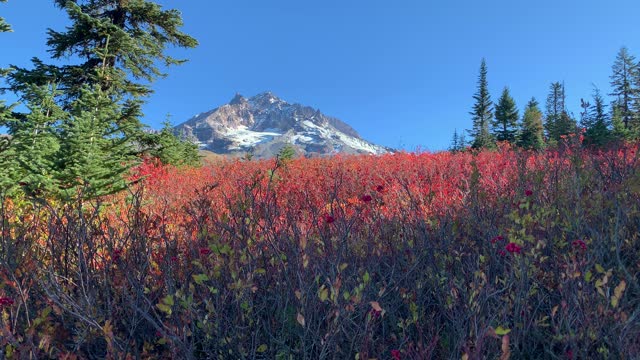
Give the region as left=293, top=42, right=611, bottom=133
left=249, top=91, right=283, bottom=107
left=229, top=93, right=247, bottom=105
left=175, top=92, right=392, bottom=158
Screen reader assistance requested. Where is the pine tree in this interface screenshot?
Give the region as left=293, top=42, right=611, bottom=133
left=0, top=0, right=11, bottom=32
left=579, top=98, right=590, bottom=126
left=544, top=82, right=565, bottom=141
left=611, top=101, right=632, bottom=141
left=517, top=97, right=544, bottom=150
left=55, top=84, right=135, bottom=199
left=469, top=59, right=494, bottom=149
left=581, top=88, right=611, bottom=147
left=0, top=0, right=15, bottom=194
left=492, top=87, right=519, bottom=143
left=4, top=1, right=197, bottom=198
left=10, top=0, right=198, bottom=105
left=449, top=128, right=467, bottom=152
left=8, top=84, right=66, bottom=196
left=449, top=129, right=460, bottom=152
left=6, top=0, right=198, bottom=155
left=0, top=0, right=12, bottom=126
left=143, top=120, right=201, bottom=167
left=0, top=106, right=17, bottom=195
left=609, top=47, right=638, bottom=130
left=556, top=111, right=577, bottom=141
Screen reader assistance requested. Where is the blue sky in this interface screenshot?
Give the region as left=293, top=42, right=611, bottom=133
left=2, top=0, right=640, bottom=151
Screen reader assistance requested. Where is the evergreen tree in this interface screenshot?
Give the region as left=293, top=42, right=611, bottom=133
left=55, top=84, right=135, bottom=199
left=10, top=0, right=198, bottom=105
left=544, top=82, right=565, bottom=141
left=458, top=132, right=467, bottom=150
left=143, top=120, right=201, bottom=167
left=0, top=0, right=15, bottom=194
left=518, top=97, right=545, bottom=150
left=609, top=47, right=638, bottom=130
left=0, top=0, right=11, bottom=32
left=449, top=128, right=467, bottom=152
left=556, top=111, right=578, bottom=140
left=492, top=87, right=519, bottom=143
left=581, top=88, right=611, bottom=147
left=8, top=84, right=66, bottom=196
left=449, top=129, right=460, bottom=152
left=0, top=108, right=17, bottom=194
left=469, top=59, right=494, bottom=149
left=579, top=98, right=591, bottom=126
left=611, top=101, right=632, bottom=141
left=0, top=0, right=12, bottom=126
left=4, top=1, right=197, bottom=198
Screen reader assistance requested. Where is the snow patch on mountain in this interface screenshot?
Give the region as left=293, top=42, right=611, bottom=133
left=174, top=92, right=392, bottom=158
left=223, top=126, right=282, bottom=150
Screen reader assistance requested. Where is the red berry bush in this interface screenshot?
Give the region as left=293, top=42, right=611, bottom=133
left=1, top=144, right=639, bottom=359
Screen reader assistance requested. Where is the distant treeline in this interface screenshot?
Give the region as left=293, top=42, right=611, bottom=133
left=457, top=49, right=640, bottom=151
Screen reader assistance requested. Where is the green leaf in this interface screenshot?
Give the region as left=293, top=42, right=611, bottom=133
left=241, top=301, right=250, bottom=311
left=585, top=271, right=593, bottom=282
left=162, top=295, right=174, bottom=306
left=192, top=273, right=209, bottom=285
left=257, top=344, right=268, bottom=353
left=318, top=286, right=329, bottom=302
left=220, top=244, right=232, bottom=255
left=156, top=303, right=172, bottom=315
left=495, top=326, right=511, bottom=335
left=363, top=272, right=370, bottom=284
left=595, top=264, right=605, bottom=274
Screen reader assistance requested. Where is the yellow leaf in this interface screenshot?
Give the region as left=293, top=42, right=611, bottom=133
left=614, top=280, right=627, bottom=299
left=611, top=280, right=627, bottom=308
left=156, top=303, right=172, bottom=315
left=102, top=320, right=113, bottom=336
left=495, top=326, right=511, bottom=335
left=257, top=344, right=268, bottom=353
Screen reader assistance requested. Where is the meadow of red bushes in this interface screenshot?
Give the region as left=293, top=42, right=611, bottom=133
left=1, top=142, right=639, bottom=359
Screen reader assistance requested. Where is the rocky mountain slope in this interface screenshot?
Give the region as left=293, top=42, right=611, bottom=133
left=174, top=92, right=392, bottom=158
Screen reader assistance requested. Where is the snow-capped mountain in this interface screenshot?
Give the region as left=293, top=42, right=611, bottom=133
left=174, top=92, right=392, bottom=158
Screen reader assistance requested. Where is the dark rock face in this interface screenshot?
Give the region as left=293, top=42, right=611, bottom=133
left=174, top=92, right=392, bottom=158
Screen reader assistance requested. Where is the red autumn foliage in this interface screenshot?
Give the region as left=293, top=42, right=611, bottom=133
left=1, top=143, right=639, bottom=358
left=505, top=242, right=522, bottom=254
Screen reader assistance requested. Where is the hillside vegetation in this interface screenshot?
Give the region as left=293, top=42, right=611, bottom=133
left=2, top=1, right=640, bottom=359
left=1, top=143, right=639, bottom=359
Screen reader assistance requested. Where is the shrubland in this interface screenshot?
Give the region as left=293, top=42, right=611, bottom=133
left=1, top=142, right=639, bottom=359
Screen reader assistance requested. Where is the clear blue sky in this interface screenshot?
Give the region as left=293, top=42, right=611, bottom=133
left=3, top=0, right=640, bottom=151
